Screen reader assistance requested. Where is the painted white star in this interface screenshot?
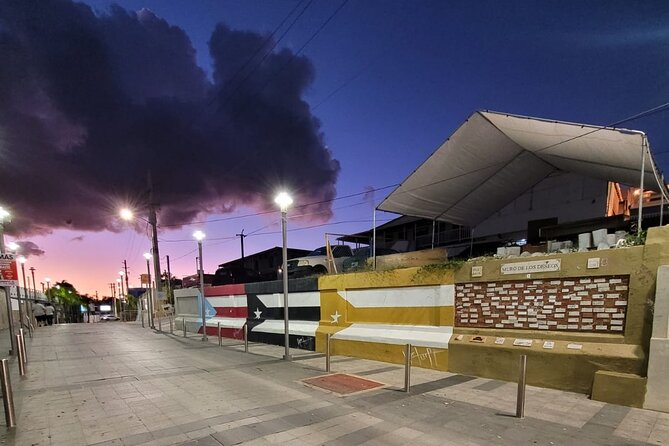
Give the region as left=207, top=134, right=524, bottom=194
left=330, top=310, right=341, bottom=324
left=254, top=308, right=262, bottom=319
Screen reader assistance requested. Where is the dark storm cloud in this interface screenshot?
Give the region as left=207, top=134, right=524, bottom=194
left=16, top=241, right=45, bottom=257
left=0, top=0, right=339, bottom=235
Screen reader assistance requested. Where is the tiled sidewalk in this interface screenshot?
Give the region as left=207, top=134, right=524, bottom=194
left=0, top=322, right=666, bottom=445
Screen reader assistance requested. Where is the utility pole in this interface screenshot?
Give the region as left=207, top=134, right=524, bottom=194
left=166, top=255, right=172, bottom=305
left=123, top=260, right=130, bottom=292
left=147, top=172, right=162, bottom=297
left=236, top=229, right=246, bottom=262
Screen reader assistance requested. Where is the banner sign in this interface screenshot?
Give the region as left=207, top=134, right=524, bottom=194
left=500, top=259, right=561, bottom=275
left=0, top=252, right=19, bottom=286
left=140, top=274, right=150, bottom=285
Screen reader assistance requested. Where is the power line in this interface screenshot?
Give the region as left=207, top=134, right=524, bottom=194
left=216, top=0, right=314, bottom=108
left=158, top=183, right=397, bottom=228
left=248, top=0, right=350, bottom=103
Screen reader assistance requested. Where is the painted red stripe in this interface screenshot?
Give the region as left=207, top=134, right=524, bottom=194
left=205, top=284, right=245, bottom=297
left=214, top=307, right=248, bottom=318
left=199, top=325, right=245, bottom=340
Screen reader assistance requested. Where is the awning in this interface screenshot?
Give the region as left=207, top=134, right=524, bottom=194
left=378, top=111, right=667, bottom=227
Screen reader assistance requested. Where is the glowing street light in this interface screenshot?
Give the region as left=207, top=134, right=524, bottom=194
left=274, top=191, right=292, bottom=360
left=143, top=252, right=154, bottom=328
left=119, top=208, right=134, bottom=221
left=193, top=231, right=207, bottom=341
left=6, top=241, right=19, bottom=252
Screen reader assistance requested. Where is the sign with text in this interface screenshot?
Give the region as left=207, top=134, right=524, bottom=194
left=140, top=274, right=150, bottom=285
left=500, top=259, right=561, bottom=275
left=0, top=252, right=19, bottom=286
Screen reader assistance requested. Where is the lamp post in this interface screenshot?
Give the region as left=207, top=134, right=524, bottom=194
left=0, top=206, right=17, bottom=355
left=193, top=230, right=207, bottom=341
left=143, top=252, right=154, bottom=328
left=17, top=256, right=27, bottom=331
left=118, top=271, right=125, bottom=320
left=274, top=192, right=293, bottom=361
left=121, top=206, right=163, bottom=302
left=45, top=277, right=51, bottom=300
left=29, top=267, right=36, bottom=300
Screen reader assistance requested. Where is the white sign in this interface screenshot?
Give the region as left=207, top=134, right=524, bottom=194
left=542, top=341, right=555, bottom=349
left=471, top=266, right=483, bottom=278
left=587, top=258, right=600, bottom=269
left=501, top=259, right=561, bottom=275
left=513, top=339, right=533, bottom=347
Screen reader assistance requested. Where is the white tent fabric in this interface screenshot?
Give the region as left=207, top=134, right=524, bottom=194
left=378, top=111, right=665, bottom=227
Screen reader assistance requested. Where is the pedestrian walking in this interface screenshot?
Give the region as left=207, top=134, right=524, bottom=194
left=33, top=301, right=46, bottom=327
left=45, top=303, right=55, bottom=326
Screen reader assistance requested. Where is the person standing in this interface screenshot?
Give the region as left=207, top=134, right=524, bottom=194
left=33, top=301, right=46, bottom=327
left=45, top=303, right=55, bottom=326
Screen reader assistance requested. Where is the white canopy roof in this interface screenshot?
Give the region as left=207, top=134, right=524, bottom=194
left=379, top=111, right=666, bottom=227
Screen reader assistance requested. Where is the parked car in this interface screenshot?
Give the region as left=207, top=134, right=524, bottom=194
left=342, top=247, right=399, bottom=272
left=286, top=245, right=353, bottom=278
left=212, top=266, right=261, bottom=286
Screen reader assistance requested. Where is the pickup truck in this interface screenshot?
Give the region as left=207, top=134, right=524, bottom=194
left=286, top=245, right=353, bottom=278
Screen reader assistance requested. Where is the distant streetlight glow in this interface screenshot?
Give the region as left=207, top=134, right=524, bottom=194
left=193, top=230, right=206, bottom=241
left=18, top=256, right=26, bottom=264
left=143, top=252, right=152, bottom=260
left=6, top=241, right=19, bottom=251
left=120, top=208, right=134, bottom=221
left=0, top=206, right=9, bottom=221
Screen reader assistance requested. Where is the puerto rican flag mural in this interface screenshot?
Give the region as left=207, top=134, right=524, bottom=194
left=181, top=278, right=320, bottom=351
left=244, top=278, right=320, bottom=351
left=202, top=284, right=247, bottom=339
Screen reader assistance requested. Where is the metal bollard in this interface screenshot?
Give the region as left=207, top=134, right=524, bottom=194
left=218, top=322, right=222, bottom=346
left=404, top=344, right=412, bottom=393
left=18, top=329, right=27, bottom=365
left=325, top=333, right=331, bottom=373
left=183, top=318, right=187, bottom=338
left=516, top=354, right=527, bottom=418
left=158, top=316, right=162, bottom=332
left=1, top=359, right=16, bottom=427
left=169, top=316, right=173, bottom=334
left=244, top=323, right=248, bottom=353
left=141, top=309, right=145, bottom=328
left=16, top=335, right=25, bottom=377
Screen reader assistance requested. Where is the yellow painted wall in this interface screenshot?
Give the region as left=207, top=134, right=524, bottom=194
left=317, top=266, right=457, bottom=372
left=316, top=226, right=669, bottom=405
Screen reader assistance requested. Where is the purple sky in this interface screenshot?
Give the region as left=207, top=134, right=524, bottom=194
left=3, top=0, right=669, bottom=296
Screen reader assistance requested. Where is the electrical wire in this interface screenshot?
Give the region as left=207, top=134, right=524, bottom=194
left=158, top=183, right=397, bottom=228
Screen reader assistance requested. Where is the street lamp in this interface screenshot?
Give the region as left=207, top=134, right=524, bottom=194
left=120, top=204, right=163, bottom=303
left=29, top=267, right=36, bottom=299
left=143, top=252, right=154, bottom=328
left=45, top=277, right=51, bottom=300
left=119, top=208, right=134, bottom=221
left=274, top=192, right=293, bottom=361
left=193, top=230, right=207, bottom=341
left=17, top=256, right=27, bottom=332
left=0, top=206, right=17, bottom=355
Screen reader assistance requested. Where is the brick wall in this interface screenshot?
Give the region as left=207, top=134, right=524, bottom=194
left=455, top=276, right=629, bottom=333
